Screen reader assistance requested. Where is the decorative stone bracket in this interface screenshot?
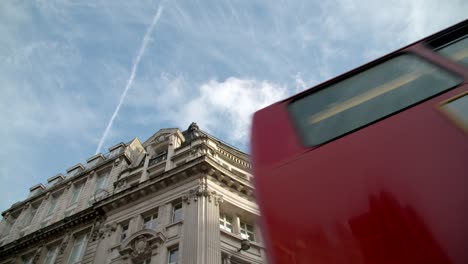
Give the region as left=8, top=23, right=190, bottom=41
left=182, top=180, right=223, bottom=206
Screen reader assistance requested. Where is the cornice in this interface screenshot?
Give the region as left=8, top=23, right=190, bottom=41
left=0, top=208, right=101, bottom=257
left=95, top=155, right=254, bottom=213
left=1, top=152, right=130, bottom=217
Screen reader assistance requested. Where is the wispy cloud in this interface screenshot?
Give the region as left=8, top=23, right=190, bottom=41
left=96, top=4, right=164, bottom=154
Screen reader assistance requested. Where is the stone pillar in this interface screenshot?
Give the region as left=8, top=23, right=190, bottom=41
left=180, top=194, right=200, bottom=264
left=140, top=154, right=150, bottom=183
left=180, top=179, right=223, bottom=264
left=159, top=203, right=172, bottom=226
left=204, top=194, right=222, bottom=264
left=128, top=216, right=141, bottom=235
left=165, top=135, right=176, bottom=171
left=233, top=215, right=241, bottom=236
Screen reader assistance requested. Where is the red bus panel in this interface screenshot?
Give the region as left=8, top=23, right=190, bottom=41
left=252, top=20, right=468, bottom=264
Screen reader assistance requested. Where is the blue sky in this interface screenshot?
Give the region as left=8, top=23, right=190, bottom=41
left=0, top=0, right=466, bottom=213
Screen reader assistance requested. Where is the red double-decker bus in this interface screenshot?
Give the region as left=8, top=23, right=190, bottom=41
left=251, top=19, right=467, bottom=264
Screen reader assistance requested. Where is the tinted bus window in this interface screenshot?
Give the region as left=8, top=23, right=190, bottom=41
left=289, top=54, right=462, bottom=146
left=436, top=36, right=468, bottom=67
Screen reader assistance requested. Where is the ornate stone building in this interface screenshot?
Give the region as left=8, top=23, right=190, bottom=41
left=0, top=123, right=265, bottom=264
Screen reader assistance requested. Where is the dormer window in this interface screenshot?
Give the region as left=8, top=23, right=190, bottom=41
left=86, top=154, right=105, bottom=169
left=29, top=184, right=45, bottom=197
left=67, top=164, right=85, bottom=177
left=47, top=174, right=65, bottom=187
left=108, top=143, right=125, bottom=159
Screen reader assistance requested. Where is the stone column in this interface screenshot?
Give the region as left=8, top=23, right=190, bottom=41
left=180, top=194, right=200, bottom=264
left=128, top=216, right=141, bottom=235
left=233, top=215, right=241, bottom=236
left=204, top=193, right=223, bottom=264
left=140, top=154, right=150, bottom=183
left=180, top=180, right=223, bottom=264
left=165, top=135, right=176, bottom=171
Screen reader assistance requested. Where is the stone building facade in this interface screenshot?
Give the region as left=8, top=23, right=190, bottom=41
left=0, top=123, right=265, bottom=264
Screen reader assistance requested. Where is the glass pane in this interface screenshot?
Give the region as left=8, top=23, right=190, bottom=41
left=169, top=248, right=179, bottom=263
left=47, top=197, right=57, bottom=215
left=441, top=93, right=468, bottom=132
left=437, top=36, right=468, bottom=67
left=289, top=54, right=462, bottom=146
left=172, top=204, right=182, bottom=222
left=68, top=234, right=86, bottom=264
left=44, top=247, right=58, bottom=264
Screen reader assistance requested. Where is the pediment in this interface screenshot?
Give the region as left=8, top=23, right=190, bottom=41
left=143, top=128, right=180, bottom=147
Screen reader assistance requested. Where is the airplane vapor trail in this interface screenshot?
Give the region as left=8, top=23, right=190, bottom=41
left=96, top=5, right=164, bottom=154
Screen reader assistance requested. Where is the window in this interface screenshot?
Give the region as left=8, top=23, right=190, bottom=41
left=219, top=214, right=233, bottom=233
left=240, top=222, right=255, bottom=241
left=135, top=258, right=152, bottom=264
left=108, top=146, right=123, bottom=159
left=44, top=246, right=58, bottom=264
left=439, top=92, right=468, bottom=133
left=430, top=25, right=468, bottom=67
left=94, top=172, right=109, bottom=192
left=23, top=207, right=38, bottom=226
left=21, top=255, right=33, bottom=264
left=143, top=212, right=158, bottom=230
left=67, top=233, right=87, bottom=264
left=47, top=196, right=58, bottom=216
left=69, top=183, right=83, bottom=206
left=289, top=54, right=462, bottom=146
left=171, top=203, right=182, bottom=223
left=120, top=223, right=129, bottom=241
left=168, top=247, right=179, bottom=264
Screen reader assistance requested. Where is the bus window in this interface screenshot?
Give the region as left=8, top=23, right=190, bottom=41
left=436, top=36, right=468, bottom=67
left=288, top=54, right=462, bottom=146
left=439, top=92, right=468, bottom=134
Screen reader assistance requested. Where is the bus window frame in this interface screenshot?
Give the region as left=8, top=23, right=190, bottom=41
left=287, top=51, right=464, bottom=148
left=437, top=91, right=468, bottom=134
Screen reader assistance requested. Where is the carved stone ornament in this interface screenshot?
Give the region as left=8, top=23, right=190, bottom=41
left=33, top=244, right=43, bottom=263
left=182, top=179, right=223, bottom=206
left=119, top=230, right=166, bottom=262
left=59, top=230, right=71, bottom=254
left=92, top=218, right=116, bottom=241
left=131, top=235, right=151, bottom=258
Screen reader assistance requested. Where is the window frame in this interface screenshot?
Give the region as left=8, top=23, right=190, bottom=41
left=67, top=233, right=88, bottom=264
left=46, top=195, right=58, bottom=217
left=69, top=182, right=84, bottom=206
left=171, top=202, right=183, bottom=223
left=94, top=171, right=109, bottom=193
left=219, top=214, right=233, bottom=233
left=288, top=52, right=463, bottom=147
left=168, top=246, right=179, bottom=264
left=44, top=245, right=59, bottom=264
left=239, top=222, right=255, bottom=241
left=437, top=91, right=468, bottom=134
left=143, top=211, right=159, bottom=230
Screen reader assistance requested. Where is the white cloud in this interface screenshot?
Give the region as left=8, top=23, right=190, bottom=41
left=179, top=78, right=288, bottom=143
left=125, top=75, right=288, bottom=147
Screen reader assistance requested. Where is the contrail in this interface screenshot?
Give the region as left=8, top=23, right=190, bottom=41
left=96, top=5, right=164, bottom=154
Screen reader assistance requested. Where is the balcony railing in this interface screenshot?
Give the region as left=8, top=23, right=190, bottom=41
left=149, top=154, right=167, bottom=167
